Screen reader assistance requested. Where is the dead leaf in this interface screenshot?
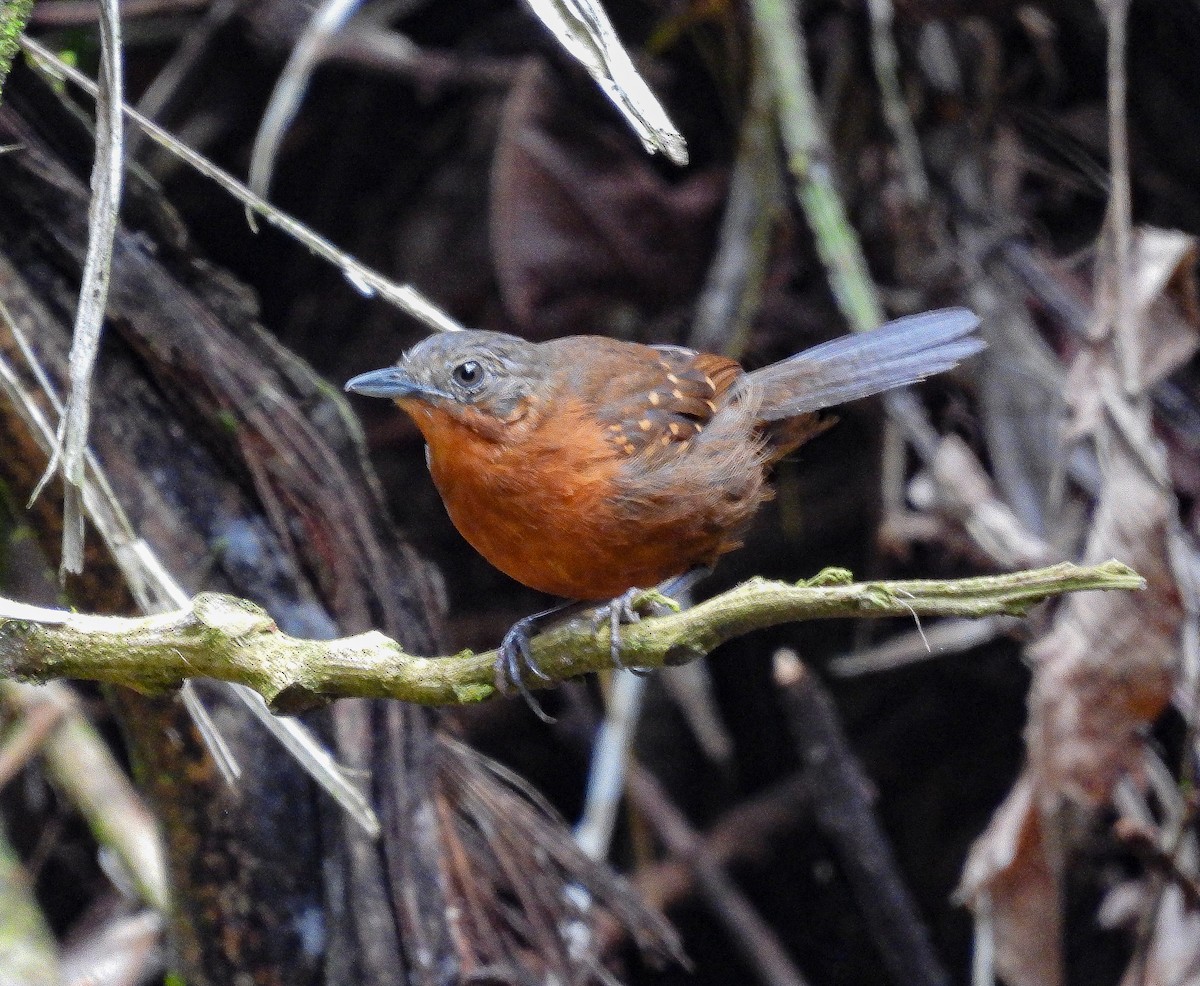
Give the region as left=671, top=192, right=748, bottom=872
left=958, top=226, right=1194, bottom=986
left=490, top=58, right=726, bottom=339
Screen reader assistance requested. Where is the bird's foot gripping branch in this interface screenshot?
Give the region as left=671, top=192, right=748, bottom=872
left=0, top=561, right=1143, bottom=711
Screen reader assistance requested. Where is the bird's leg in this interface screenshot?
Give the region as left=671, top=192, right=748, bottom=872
left=496, top=569, right=713, bottom=720
left=496, top=599, right=583, bottom=723
left=595, top=568, right=712, bottom=672
left=605, top=590, right=654, bottom=676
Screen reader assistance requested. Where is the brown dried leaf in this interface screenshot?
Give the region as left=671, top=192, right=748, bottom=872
left=1026, top=442, right=1177, bottom=796
left=490, top=58, right=725, bottom=339
left=960, top=418, right=1182, bottom=986
left=958, top=777, right=1061, bottom=986
left=929, top=435, right=1055, bottom=569
left=958, top=227, right=1195, bottom=986
left=1066, top=228, right=1199, bottom=439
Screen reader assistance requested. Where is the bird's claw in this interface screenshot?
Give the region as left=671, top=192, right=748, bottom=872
left=592, top=587, right=674, bottom=675
left=496, top=615, right=556, bottom=724
left=492, top=575, right=708, bottom=720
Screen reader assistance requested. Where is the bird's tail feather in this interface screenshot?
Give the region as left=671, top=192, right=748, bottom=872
left=745, top=307, right=984, bottom=421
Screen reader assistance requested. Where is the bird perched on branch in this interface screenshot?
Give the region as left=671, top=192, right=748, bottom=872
left=347, top=308, right=982, bottom=704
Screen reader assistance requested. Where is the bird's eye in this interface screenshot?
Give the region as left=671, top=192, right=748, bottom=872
left=452, top=360, right=484, bottom=388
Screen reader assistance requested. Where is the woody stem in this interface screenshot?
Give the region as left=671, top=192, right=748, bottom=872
left=0, top=560, right=1142, bottom=710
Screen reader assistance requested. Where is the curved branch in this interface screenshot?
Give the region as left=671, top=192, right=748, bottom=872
left=0, top=561, right=1143, bottom=712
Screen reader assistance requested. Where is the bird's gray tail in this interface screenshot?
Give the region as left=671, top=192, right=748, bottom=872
left=744, top=307, right=984, bottom=421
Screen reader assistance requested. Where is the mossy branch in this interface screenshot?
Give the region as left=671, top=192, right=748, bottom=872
left=0, top=561, right=1142, bottom=712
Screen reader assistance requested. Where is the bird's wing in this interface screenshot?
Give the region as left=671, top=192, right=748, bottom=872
left=596, top=346, right=743, bottom=456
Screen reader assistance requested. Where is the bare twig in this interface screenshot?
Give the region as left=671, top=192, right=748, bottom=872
left=774, top=651, right=951, bottom=986
left=577, top=580, right=702, bottom=863
left=971, top=893, right=996, bottom=986
left=0, top=681, right=67, bottom=786
left=628, top=764, right=813, bottom=986
left=130, top=0, right=241, bottom=149
left=629, top=772, right=813, bottom=917
left=659, top=663, right=735, bottom=766
left=247, top=0, right=365, bottom=207
left=521, top=0, right=688, bottom=165
left=575, top=670, right=648, bottom=860
left=689, top=63, right=781, bottom=356
left=828, top=615, right=1018, bottom=677
left=0, top=681, right=169, bottom=910
left=0, top=819, right=59, bottom=985
left=32, top=0, right=124, bottom=577
left=1099, top=0, right=1136, bottom=390
left=29, top=0, right=208, bottom=26
left=0, top=305, right=380, bottom=836
left=18, top=36, right=464, bottom=334
left=60, top=911, right=162, bottom=986
left=323, top=23, right=519, bottom=87
left=866, top=0, right=929, bottom=206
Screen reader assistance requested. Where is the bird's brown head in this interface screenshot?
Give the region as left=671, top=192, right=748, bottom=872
left=345, top=330, right=551, bottom=442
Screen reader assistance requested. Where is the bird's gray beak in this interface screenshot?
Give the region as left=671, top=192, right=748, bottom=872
left=345, top=366, right=434, bottom=400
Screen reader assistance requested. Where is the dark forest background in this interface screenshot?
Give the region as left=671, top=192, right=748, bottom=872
left=0, top=1, right=1198, bottom=985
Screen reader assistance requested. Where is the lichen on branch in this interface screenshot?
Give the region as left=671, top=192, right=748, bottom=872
left=0, top=561, right=1144, bottom=712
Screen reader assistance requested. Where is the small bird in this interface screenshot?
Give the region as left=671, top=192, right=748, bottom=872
left=347, top=309, right=982, bottom=698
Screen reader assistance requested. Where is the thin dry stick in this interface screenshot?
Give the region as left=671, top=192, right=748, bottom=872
left=628, top=764, right=813, bottom=986
left=1100, top=0, right=1136, bottom=390
left=28, top=0, right=208, bottom=25
left=0, top=681, right=169, bottom=910
left=574, top=670, right=648, bottom=860
left=521, top=0, right=688, bottom=165
left=0, top=684, right=65, bottom=787
left=774, top=651, right=950, bottom=986
left=0, top=308, right=380, bottom=836
left=0, top=819, right=60, bottom=984
left=689, top=63, right=781, bottom=356
left=866, top=0, right=929, bottom=206
left=827, top=615, right=1017, bottom=677
left=18, top=36, right=464, bottom=334
left=34, top=0, right=124, bottom=577
left=1095, top=3, right=1193, bottom=980
left=130, top=0, right=241, bottom=149
left=627, top=772, right=812, bottom=917
left=323, top=22, right=519, bottom=87
left=247, top=0, right=364, bottom=207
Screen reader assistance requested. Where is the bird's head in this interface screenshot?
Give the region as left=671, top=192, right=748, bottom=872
left=345, top=330, right=549, bottom=441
